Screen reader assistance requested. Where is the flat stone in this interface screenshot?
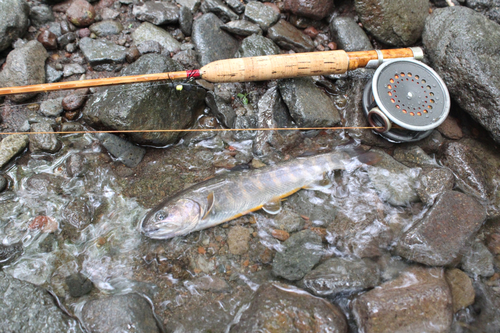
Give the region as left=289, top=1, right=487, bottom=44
left=89, top=20, right=123, bottom=36
left=284, top=0, right=334, bottom=20
left=395, top=190, right=486, bottom=266
left=329, top=16, right=373, bottom=52
left=40, top=97, right=64, bottom=117
left=235, top=34, right=280, bottom=58
left=63, top=63, right=86, bottom=77
left=445, top=268, right=475, bottom=313
left=221, top=20, right=262, bottom=36
left=437, top=116, right=463, bottom=140
left=132, top=22, right=181, bottom=55
left=416, top=167, right=455, bottom=205
left=29, top=122, right=61, bottom=153
left=62, top=88, right=89, bottom=111
left=227, top=225, right=251, bottom=255
left=66, top=0, right=96, bottom=27
left=133, top=1, right=179, bottom=25
left=244, top=1, right=280, bottom=31
left=191, top=275, right=230, bottom=292
left=95, top=133, right=146, bottom=168
left=137, top=40, right=162, bottom=54
left=392, top=145, right=436, bottom=168
left=0, top=0, right=30, bottom=52
left=267, top=19, right=314, bottom=52
left=79, top=37, right=127, bottom=71
left=101, top=7, right=120, bottom=20
left=0, top=135, right=29, bottom=168
left=172, top=49, right=199, bottom=69
left=46, top=65, right=63, bottom=83
left=201, top=0, right=239, bottom=23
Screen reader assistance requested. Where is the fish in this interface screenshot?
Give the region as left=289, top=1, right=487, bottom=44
left=141, top=150, right=380, bottom=239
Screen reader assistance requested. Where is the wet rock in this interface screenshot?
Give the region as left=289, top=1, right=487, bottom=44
left=66, top=273, right=93, bottom=297
left=0, top=40, right=48, bottom=103
left=221, top=20, right=262, bottom=36
left=66, top=153, right=87, bottom=177
left=301, top=257, right=380, bottom=296
left=101, top=8, right=120, bottom=20
left=230, top=282, right=348, bottom=333
left=0, top=134, right=29, bottom=168
left=244, top=1, right=280, bottom=31
left=0, top=242, right=22, bottom=267
left=48, top=22, right=63, bottom=37
left=126, top=45, right=141, bottom=63
left=191, top=275, right=230, bottom=292
left=176, top=0, right=201, bottom=12
left=393, top=145, right=436, bottom=168
left=437, top=116, right=463, bottom=140
left=225, top=0, right=245, bottom=14
left=367, top=150, right=420, bottom=206
left=83, top=54, right=206, bottom=146
left=29, top=122, right=62, bottom=153
left=461, top=241, right=495, bottom=277
left=172, top=49, right=200, bottom=69
left=81, top=294, right=160, bottom=333
left=227, top=225, right=251, bottom=255
left=179, top=6, right=193, bottom=36
left=37, top=29, right=58, bottom=50
left=201, top=0, right=239, bottom=23
left=0, top=176, right=7, bottom=193
left=79, top=37, right=126, bottom=71
left=235, top=34, right=280, bottom=58
left=40, top=97, right=64, bottom=117
left=57, top=32, right=77, bottom=48
left=352, top=267, right=453, bottom=333
left=137, top=40, right=162, bottom=55
left=60, top=20, right=77, bottom=34
left=96, top=133, right=146, bottom=168
left=0, top=271, right=83, bottom=332
left=0, top=0, right=30, bottom=52
left=269, top=210, right=305, bottom=233
left=63, top=63, right=86, bottom=77
left=267, top=19, right=315, bottom=52
left=232, top=113, right=258, bottom=140
left=89, top=20, right=123, bottom=36
left=46, top=65, right=64, bottom=83
left=30, top=5, right=55, bottom=27
left=205, top=82, right=243, bottom=127
left=192, top=13, right=239, bottom=66
left=133, top=1, right=179, bottom=25
left=284, top=0, right=333, bottom=20
left=467, top=0, right=500, bottom=24
left=468, top=278, right=500, bottom=333
left=62, top=198, right=91, bottom=229
left=278, top=77, right=340, bottom=127
left=132, top=22, right=182, bottom=55
left=272, top=229, right=323, bottom=281
left=66, top=0, right=96, bottom=27
left=62, top=88, right=89, bottom=111
left=416, top=167, right=455, bottom=205
left=445, top=268, right=475, bottom=313
left=395, top=191, right=486, bottom=266
left=423, top=7, right=500, bottom=145
left=329, top=17, right=373, bottom=52
left=355, top=0, right=429, bottom=46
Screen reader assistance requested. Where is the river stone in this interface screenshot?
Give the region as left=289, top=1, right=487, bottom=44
left=227, top=225, right=251, bottom=255
left=230, top=282, right=348, bottom=333
left=0, top=134, right=29, bottom=168
left=416, top=167, right=455, bottom=205
left=355, top=0, right=429, bottom=46
left=221, top=20, right=262, bottom=36
left=201, top=0, right=239, bottom=23
left=66, top=272, right=93, bottom=297
left=395, top=190, right=486, bottom=266
left=96, top=133, right=146, bottom=168
left=192, top=13, right=239, bottom=66
left=329, top=17, right=373, bottom=52
left=0, top=40, right=48, bottom=103
left=81, top=294, right=160, bottom=333
left=62, top=88, right=89, bottom=111
left=30, top=5, right=56, bottom=27
left=235, top=34, right=280, bottom=58
left=63, top=63, right=86, bottom=77
left=0, top=176, right=7, bottom=193
left=57, top=32, right=77, bottom=47
left=301, top=257, right=380, bottom=296
left=468, top=279, right=500, bottom=333
left=0, top=242, right=22, bottom=267
left=267, top=19, right=315, bottom=52
left=0, top=271, right=83, bottom=332
left=46, top=65, right=64, bottom=83
left=137, top=40, right=162, bottom=55
left=83, top=54, right=206, bottom=146
left=225, top=0, right=245, bottom=14
left=40, top=97, right=64, bottom=117
left=278, top=77, right=340, bottom=127
left=29, top=122, right=62, bottom=153
left=179, top=6, right=193, bottom=36
left=133, top=1, right=179, bottom=25
left=467, top=0, right=500, bottom=24
left=393, top=145, right=436, bottom=168
left=444, top=268, right=475, bottom=313
left=244, top=1, right=280, bottom=31
left=461, top=241, right=495, bottom=277
left=89, top=20, right=123, bottom=36
left=205, top=82, right=244, bottom=127
left=176, top=0, right=201, bottom=12
left=423, top=7, right=500, bottom=144
left=272, top=229, right=323, bottom=281
left=132, top=22, right=181, bottom=55
left=66, top=0, right=96, bottom=27
left=0, top=0, right=30, bottom=52
left=284, top=0, right=334, bottom=20
left=79, top=37, right=126, bottom=71
left=352, top=267, right=452, bottom=333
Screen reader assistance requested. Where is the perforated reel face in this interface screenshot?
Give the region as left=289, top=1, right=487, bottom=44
left=372, top=59, right=450, bottom=132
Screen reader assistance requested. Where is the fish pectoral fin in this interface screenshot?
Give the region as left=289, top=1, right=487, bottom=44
left=303, top=172, right=332, bottom=190
left=202, top=192, right=215, bottom=220
left=262, top=198, right=282, bottom=215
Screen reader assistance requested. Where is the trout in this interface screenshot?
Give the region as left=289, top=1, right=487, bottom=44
left=141, top=150, right=379, bottom=239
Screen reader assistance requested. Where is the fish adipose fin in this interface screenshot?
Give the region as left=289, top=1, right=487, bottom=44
left=262, top=198, right=282, bottom=214
left=202, top=192, right=215, bottom=220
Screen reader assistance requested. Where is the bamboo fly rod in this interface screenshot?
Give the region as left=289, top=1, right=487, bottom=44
left=0, top=47, right=423, bottom=96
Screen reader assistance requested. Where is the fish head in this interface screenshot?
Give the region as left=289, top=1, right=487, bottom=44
left=141, top=198, right=201, bottom=239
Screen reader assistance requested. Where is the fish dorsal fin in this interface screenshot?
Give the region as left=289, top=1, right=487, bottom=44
left=202, top=192, right=215, bottom=220
left=262, top=198, right=282, bottom=215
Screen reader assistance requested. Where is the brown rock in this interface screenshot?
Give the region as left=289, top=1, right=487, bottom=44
left=227, top=225, right=251, bottom=255
left=29, top=216, right=59, bottom=233
left=283, top=0, right=334, bottom=20
left=66, top=0, right=96, bottom=27
left=445, top=268, right=475, bottom=312
left=126, top=46, right=141, bottom=64
left=62, top=88, right=89, bottom=111
left=303, top=26, right=319, bottom=39
left=395, top=191, right=486, bottom=266
left=37, top=29, right=58, bottom=50
left=78, top=28, right=91, bottom=38
left=352, top=267, right=453, bottom=333
left=64, top=110, right=79, bottom=120
left=437, top=116, right=463, bottom=139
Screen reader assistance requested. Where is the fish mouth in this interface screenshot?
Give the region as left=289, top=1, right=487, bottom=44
left=141, top=224, right=180, bottom=239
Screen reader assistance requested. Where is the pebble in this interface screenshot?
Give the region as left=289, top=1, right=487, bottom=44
left=126, top=45, right=141, bottom=63
left=200, top=0, right=239, bottom=23
left=29, top=5, right=55, bottom=28
left=269, top=210, right=304, bottom=233
left=172, top=49, right=200, bottom=69
left=89, top=20, right=123, bottom=36
left=437, top=116, right=463, bottom=139
left=66, top=0, right=96, bottom=27
left=284, top=0, right=333, bottom=20
left=95, top=133, right=146, bottom=168
left=416, top=167, right=455, bottom=205
left=178, top=6, right=193, bottom=36
left=221, top=20, right=262, bottom=37
left=227, top=225, right=251, bottom=255
left=57, top=32, right=77, bottom=47
left=29, top=122, right=62, bottom=153
left=79, top=37, right=127, bottom=71
left=0, top=134, right=29, bottom=168
left=40, top=97, right=64, bottom=117
left=267, top=19, right=315, bottom=52
left=0, top=0, right=30, bottom=52
left=329, top=16, right=373, bottom=52
left=225, top=0, right=245, bottom=14
left=66, top=152, right=86, bottom=177
left=63, top=63, right=86, bottom=77
left=137, top=40, right=163, bottom=55
left=244, top=1, right=280, bottom=31
left=66, top=273, right=93, bottom=297
left=0, top=242, right=22, bottom=268
left=445, top=268, right=475, bottom=313
left=132, top=22, right=182, bottom=55
left=29, top=215, right=59, bottom=233
left=133, top=1, right=179, bottom=25
left=461, top=241, right=495, bottom=277
left=62, top=88, right=89, bottom=111
left=101, top=8, right=120, bottom=20
left=235, top=34, right=280, bottom=58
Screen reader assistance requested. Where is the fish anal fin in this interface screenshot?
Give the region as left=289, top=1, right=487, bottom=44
left=262, top=198, right=282, bottom=215
left=202, top=192, right=215, bottom=220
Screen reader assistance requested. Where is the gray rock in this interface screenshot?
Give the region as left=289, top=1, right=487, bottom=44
left=355, top=0, right=429, bottom=46
left=136, top=40, right=162, bottom=54
left=57, top=32, right=77, bottom=47
left=0, top=271, right=82, bottom=332
left=301, top=257, right=380, bottom=296
left=221, top=20, right=262, bottom=36
left=48, top=22, right=63, bottom=37
left=232, top=113, right=257, bottom=141
left=230, top=283, right=348, bottom=333
left=83, top=54, right=206, bottom=146
left=272, top=229, right=323, bottom=281
left=416, top=167, right=455, bottom=205
left=423, top=6, right=500, bottom=145
left=79, top=37, right=127, bottom=71
left=268, top=209, right=305, bottom=233
left=0, top=40, right=48, bottom=102
left=0, top=176, right=7, bottom=193
left=132, top=22, right=182, bottom=55
left=175, top=0, right=201, bottom=12
left=466, top=0, right=500, bottom=24
left=30, top=5, right=56, bottom=27
left=63, top=63, right=86, bottom=77
left=172, top=49, right=200, bottom=69
left=0, top=242, right=22, bottom=267
left=278, top=77, right=341, bottom=127
left=65, top=152, right=86, bottom=177
left=179, top=6, right=193, bottom=36
left=29, top=122, right=61, bottom=153
left=66, top=272, right=93, bottom=297
left=0, top=0, right=30, bottom=52
left=461, top=241, right=495, bottom=277
left=133, top=1, right=179, bottom=25
left=267, top=19, right=314, bottom=52
left=40, top=97, right=64, bottom=117
left=206, top=92, right=237, bottom=128
left=65, top=43, right=77, bottom=53
left=395, top=191, right=486, bottom=266
left=468, top=279, right=500, bottom=333
left=191, top=275, right=230, bottom=292
left=81, top=294, right=161, bottom=333
left=329, top=17, right=373, bottom=52
left=89, top=20, right=123, bottom=36
left=0, top=135, right=29, bottom=168
left=393, top=145, right=437, bottom=168
left=192, top=13, right=239, bottom=66
left=235, top=34, right=280, bottom=58
left=244, top=1, right=280, bottom=31
left=201, top=0, right=239, bottom=23
left=225, top=0, right=245, bottom=14
left=96, top=133, right=146, bottom=168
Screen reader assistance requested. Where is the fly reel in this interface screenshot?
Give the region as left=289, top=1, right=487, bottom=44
left=362, top=58, right=450, bottom=142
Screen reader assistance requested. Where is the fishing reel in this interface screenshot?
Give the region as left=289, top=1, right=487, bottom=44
left=362, top=55, right=450, bottom=142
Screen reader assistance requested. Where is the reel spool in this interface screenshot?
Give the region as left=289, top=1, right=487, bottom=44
left=362, top=58, right=450, bottom=142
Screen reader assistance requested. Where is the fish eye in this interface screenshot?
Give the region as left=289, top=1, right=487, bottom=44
left=154, top=210, right=168, bottom=221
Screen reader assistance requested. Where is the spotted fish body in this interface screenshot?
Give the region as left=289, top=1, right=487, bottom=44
left=141, top=151, right=360, bottom=239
